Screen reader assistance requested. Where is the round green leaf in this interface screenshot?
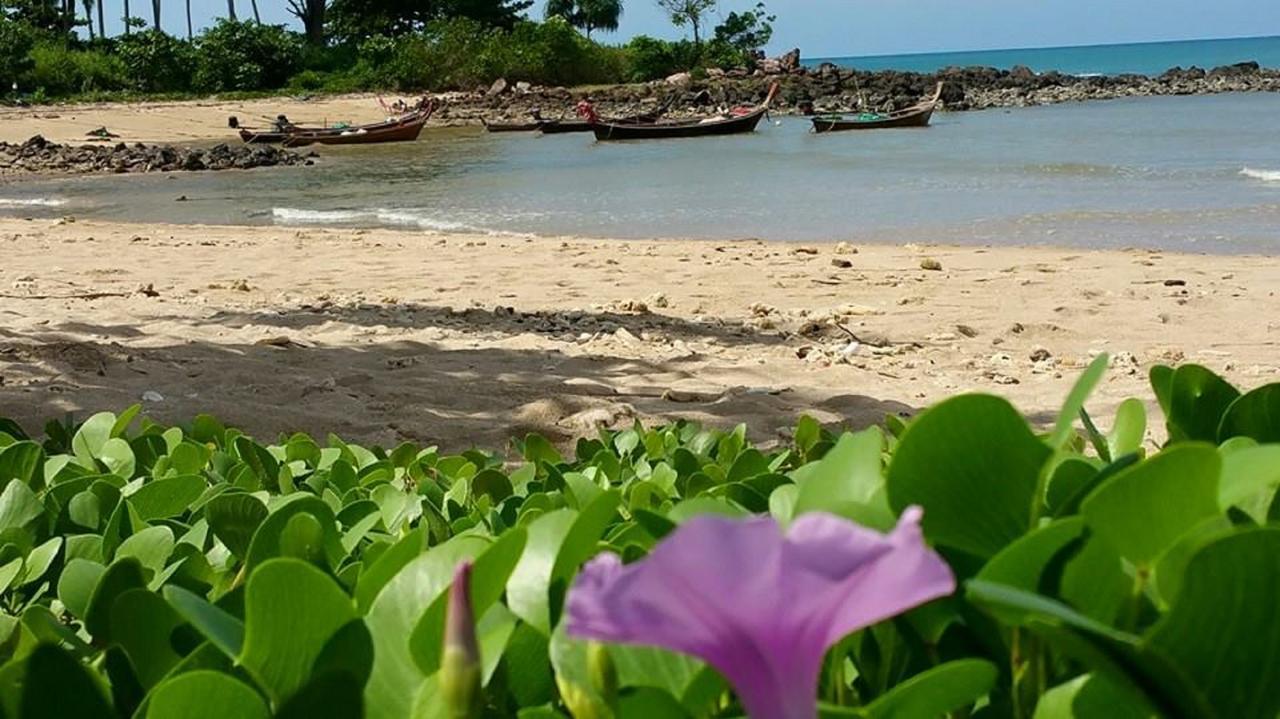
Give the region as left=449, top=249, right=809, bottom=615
left=147, top=670, right=269, bottom=719
left=1218, top=383, right=1280, bottom=443
left=111, top=588, right=185, bottom=689
left=129, top=475, right=207, bottom=521
left=205, top=492, right=269, bottom=559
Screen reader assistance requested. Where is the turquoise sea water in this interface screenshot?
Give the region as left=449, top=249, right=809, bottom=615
left=806, top=35, right=1280, bottom=76
left=3, top=92, right=1280, bottom=253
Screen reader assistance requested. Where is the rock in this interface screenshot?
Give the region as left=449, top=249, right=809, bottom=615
left=665, top=72, right=692, bottom=86
left=833, top=242, right=858, bottom=255
left=831, top=258, right=853, bottom=269
left=1030, top=347, right=1052, bottom=362
left=793, top=246, right=819, bottom=255
left=779, top=48, right=802, bottom=72
left=514, top=81, right=532, bottom=93
left=486, top=78, right=509, bottom=97
left=645, top=293, right=670, bottom=308
left=141, top=390, right=164, bottom=402
left=1163, top=279, right=1187, bottom=286
left=956, top=324, right=979, bottom=338
left=920, top=258, right=943, bottom=271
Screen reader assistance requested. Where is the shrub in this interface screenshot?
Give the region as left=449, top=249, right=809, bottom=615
left=25, top=40, right=127, bottom=95
left=622, top=35, right=694, bottom=81
left=115, top=30, right=195, bottom=93
left=193, top=20, right=303, bottom=92
left=0, top=17, right=36, bottom=92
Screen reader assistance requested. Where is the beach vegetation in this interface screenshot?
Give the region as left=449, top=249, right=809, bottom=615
left=544, top=0, right=623, bottom=39
left=0, top=359, right=1277, bottom=717
left=655, top=0, right=716, bottom=48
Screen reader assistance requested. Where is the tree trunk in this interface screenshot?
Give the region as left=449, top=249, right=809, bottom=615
left=249, top=0, right=260, bottom=22
left=185, top=0, right=191, bottom=38
left=151, top=0, right=159, bottom=31
left=84, top=0, right=95, bottom=39
left=123, top=0, right=131, bottom=33
left=96, top=0, right=104, bottom=37
left=226, top=0, right=236, bottom=21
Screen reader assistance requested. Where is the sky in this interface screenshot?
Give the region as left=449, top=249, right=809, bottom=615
left=106, top=0, right=1280, bottom=58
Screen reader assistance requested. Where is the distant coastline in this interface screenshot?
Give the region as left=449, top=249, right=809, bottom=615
left=805, top=35, right=1280, bottom=76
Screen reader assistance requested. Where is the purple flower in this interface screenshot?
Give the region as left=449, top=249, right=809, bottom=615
left=565, top=507, right=954, bottom=719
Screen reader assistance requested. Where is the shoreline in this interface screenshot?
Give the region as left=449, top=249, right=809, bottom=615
left=2, top=218, right=1275, bottom=449
left=1, top=61, right=1276, bottom=146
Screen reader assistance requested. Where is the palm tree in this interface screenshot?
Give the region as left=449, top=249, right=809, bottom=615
left=226, top=0, right=237, bottom=20
left=546, top=0, right=623, bottom=39
left=150, top=0, right=160, bottom=32
left=185, top=0, right=191, bottom=38
left=249, top=0, right=260, bottom=22
left=81, top=0, right=95, bottom=38
left=123, top=0, right=131, bottom=34
left=96, top=0, right=104, bottom=37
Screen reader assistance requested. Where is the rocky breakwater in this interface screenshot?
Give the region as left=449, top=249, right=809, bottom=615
left=0, top=135, right=314, bottom=176
left=443, top=57, right=1280, bottom=122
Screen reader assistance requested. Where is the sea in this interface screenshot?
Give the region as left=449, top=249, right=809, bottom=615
left=807, top=35, right=1280, bottom=76
left=3, top=38, right=1280, bottom=254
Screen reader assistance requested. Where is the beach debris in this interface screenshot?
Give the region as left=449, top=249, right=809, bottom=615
left=134, top=283, right=159, bottom=297
left=956, top=324, right=979, bottom=338
left=1009, top=322, right=1026, bottom=333
left=85, top=127, right=120, bottom=139
left=792, top=246, right=819, bottom=256
left=560, top=404, right=636, bottom=432
left=1163, top=279, right=1187, bottom=287
left=175, top=195, right=189, bottom=202
left=228, top=278, right=252, bottom=292
left=662, top=389, right=720, bottom=403
left=486, top=78, right=509, bottom=97
left=645, top=293, right=670, bottom=308
left=141, top=390, right=164, bottom=402
left=920, top=258, right=943, bottom=271
left=983, top=371, right=1020, bottom=385
left=831, top=258, right=853, bottom=269
left=834, top=242, right=858, bottom=255
left=749, top=302, right=776, bottom=316
left=1030, top=347, right=1052, bottom=362
left=255, top=336, right=310, bottom=349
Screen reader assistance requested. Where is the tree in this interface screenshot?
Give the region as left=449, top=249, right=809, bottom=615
left=713, top=1, right=772, bottom=57
left=545, top=0, right=621, bottom=38
left=328, top=0, right=532, bottom=41
left=286, top=0, right=326, bottom=44
left=184, top=0, right=191, bottom=37
left=225, top=0, right=235, bottom=20
left=150, top=0, right=159, bottom=31
left=249, top=0, right=260, bottom=22
left=123, top=0, right=130, bottom=33
left=81, top=0, right=94, bottom=38
left=655, top=0, right=714, bottom=48
left=96, top=0, right=103, bottom=37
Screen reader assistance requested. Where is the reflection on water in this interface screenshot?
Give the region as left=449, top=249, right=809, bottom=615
left=4, top=93, right=1280, bottom=253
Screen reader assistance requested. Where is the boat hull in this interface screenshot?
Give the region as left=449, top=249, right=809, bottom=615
left=283, top=116, right=428, bottom=147
left=591, top=108, right=767, bottom=141
left=811, top=107, right=935, bottom=133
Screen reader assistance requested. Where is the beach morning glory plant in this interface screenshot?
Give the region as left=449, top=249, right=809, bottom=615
left=565, top=507, right=954, bottom=719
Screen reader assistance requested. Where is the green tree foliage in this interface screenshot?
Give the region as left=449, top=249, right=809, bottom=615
left=713, top=1, right=772, bottom=58
left=654, top=0, right=715, bottom=47
left=544, top=0, right=622, bottom=39
left=328, top=0, right=533, bottom=43
left=191, top=20, right=302, bottom=92
left=115, top=28, right=194, bottom=91
left=0, top=16, right=36, bottom=90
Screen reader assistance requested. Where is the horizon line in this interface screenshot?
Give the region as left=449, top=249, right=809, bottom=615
left=805, top=33, right=1280, bottom=62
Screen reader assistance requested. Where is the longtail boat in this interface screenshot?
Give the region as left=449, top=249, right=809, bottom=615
left=230, top=99, right=435, bottom=146
left=483, top=98, right=675, bottom=135
left=810, top=83, right=943, bottom=133
left=579, top=84, right=778, bottom=141
left=481, top=118, right=545, bottom=132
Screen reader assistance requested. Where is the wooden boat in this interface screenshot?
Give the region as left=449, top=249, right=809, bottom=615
left=581, top=84, right=778, bottom=141
left=481, top=118, right=545, bottom=132
left=484, top=99, right=674, bottom=135
left=811, top=82, right=943, bottom=133
left=282, top=102, right=435, bottom=147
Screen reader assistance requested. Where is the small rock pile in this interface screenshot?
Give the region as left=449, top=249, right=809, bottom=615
left=0, top=135, right=315, bottom=176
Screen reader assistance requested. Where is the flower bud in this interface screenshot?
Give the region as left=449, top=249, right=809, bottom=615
left=441, top=561, right=482, bottom=719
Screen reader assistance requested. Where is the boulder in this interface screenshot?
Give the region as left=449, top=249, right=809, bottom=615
left=779, top=48, right=801, bottom=71
left=665, top=72, right=692, bottom=86
left=486, top=78, right=509, bottom=97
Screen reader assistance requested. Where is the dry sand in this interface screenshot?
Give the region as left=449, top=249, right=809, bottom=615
left=1, top=217, right=1275, bottom=450
left=0, top=94, right=422, bottom=145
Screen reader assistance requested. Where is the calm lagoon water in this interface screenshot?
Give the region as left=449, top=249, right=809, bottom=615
left=4, top=92, right=1280, bottom=253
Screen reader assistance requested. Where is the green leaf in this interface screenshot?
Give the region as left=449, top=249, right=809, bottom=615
left=507, top=509, right=577, bottom=635
left=978, top=517, right=1084, bottom=591
left=1108, top=398, right=1147, bottom=458
left=240, top=558, right=357, bottom=704
left=792, top=428, right=889, bottom=525
left=549, top=491, right=620, bottom=628
left=163, top=585, right=245, bottom=658
left=0, top=442, right=44, bottom=489
left=1164, top=364, right=1240, bottom=443
left=146, top=670, right=270, bottom=719
left=20, top=643, right=114, bottom=719
left=245, top=495, right=343, bottom=573
left=129, top=475, right=206, bottom=521
left=56, top=559, right=105, bottom=620
left=1081, top=444, right=1220, bottom=567
left=887, top=395, right=1051, bottom=558
left=860, top=659, right=998, bottom=719
left=354, top=525, right=427, bottom=613
left=19, top=537, right=61, bottom=587
left=0, top=480, right=45, bottom=532
left=115, top=525, right=175, bottom=576
left=111, top=588, right=185, bottom=689
left=205, top=492, right=268, bottom=560
left=99, top=437, right=136, bottom=479
left=72, top=412, right=117, bottom=467
left=1050, top=354, right=1109, bottom=449
left=0, top=558, right=21, bottom=594
left=1145, top=528, right=1280, bottom=719
left=276, top=673, right=364, bottom=719
left=364, top=534, right=489, bottom=719
left=1034, top=674, right=1159, bottom=719
left=1217, top=383, right=1280, bottom=442
left=84, top=557, right=147, bottom=643
left=1218, top=444, right=1280, bottom=511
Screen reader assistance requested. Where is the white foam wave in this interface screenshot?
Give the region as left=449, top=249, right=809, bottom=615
left=0, top=197, right=68, bottom=207
left=1241, top=167, right=1280, bottom=183
left=272, top=206, right=477, bottom=232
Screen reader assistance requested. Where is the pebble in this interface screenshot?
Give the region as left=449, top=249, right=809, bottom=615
left=141, top=390, right=164, bottom=402
left=834, top=242, right=858, bottom=255
left=920, top=258, right=943, bottom=271
left=831, top=258, right=853, bottom=269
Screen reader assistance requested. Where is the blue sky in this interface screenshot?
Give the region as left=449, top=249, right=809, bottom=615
left=116, top=0, right=1279, bottom=58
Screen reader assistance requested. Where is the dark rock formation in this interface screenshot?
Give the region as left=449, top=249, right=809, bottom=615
left=0, top=138, right=314, bottom=176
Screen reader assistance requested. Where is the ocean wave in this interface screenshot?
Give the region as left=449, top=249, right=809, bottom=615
left=272, top=207, right=477, bottom=232
left=0, top=197, right=67, bottom=207
left=1241, top=167, right=1280, bottom=183
left=1024, top=162, right=1126, bottom=177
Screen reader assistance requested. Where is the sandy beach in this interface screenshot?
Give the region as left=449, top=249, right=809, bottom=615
left=1, top=217, right=1274, bottom=449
